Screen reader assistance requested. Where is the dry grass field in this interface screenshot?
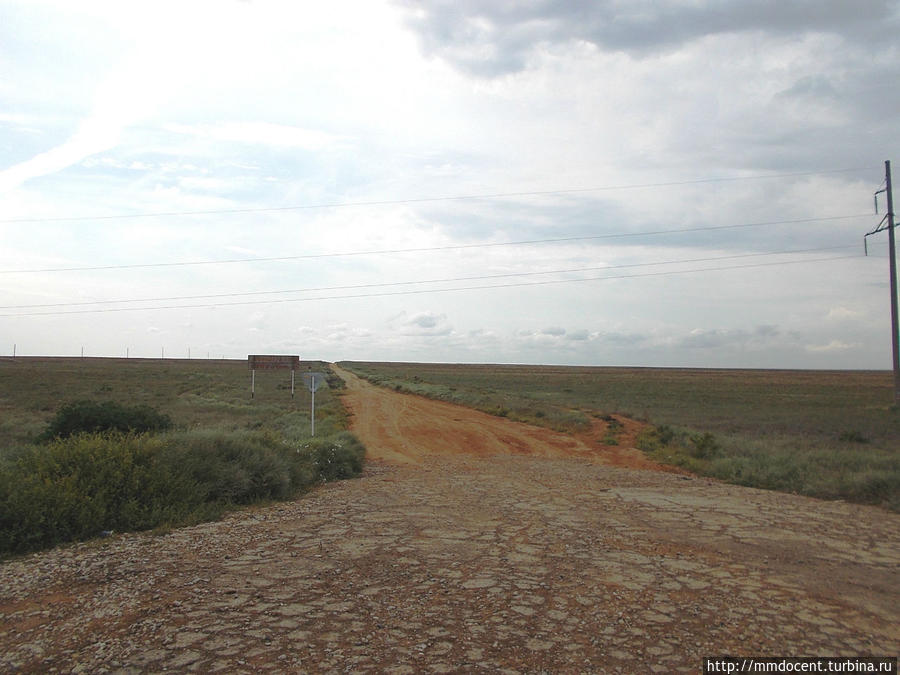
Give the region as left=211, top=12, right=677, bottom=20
left=0, top=357, right=361, bottom=556
left=0, top=356, right=346, bottom=449
left=341, top=361, right=900, bottom=510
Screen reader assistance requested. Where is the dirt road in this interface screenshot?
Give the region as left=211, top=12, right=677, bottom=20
left=1, top=369, right=898, bottom=672
left=338, top=366, right=669, bottom=472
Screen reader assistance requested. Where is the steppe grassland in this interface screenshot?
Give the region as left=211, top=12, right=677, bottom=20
left=341, top=362, right=899, bottom=510
left=0, top=357, right=345, bottom=449
left=0, top=358, right=362, bottom=556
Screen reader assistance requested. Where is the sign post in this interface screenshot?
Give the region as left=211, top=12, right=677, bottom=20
left=301, top=372, right=326, bottom=436
left=247, top=355, right=301, bottom=399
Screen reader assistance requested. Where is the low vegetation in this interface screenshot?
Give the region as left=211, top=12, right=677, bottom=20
left=38, top=399, right=173, bottom=441
left=341, top=361, right=899, bottom=511
left=0, top=358, right=365, bottom=557
left=343, top=364, right=592, bottom=433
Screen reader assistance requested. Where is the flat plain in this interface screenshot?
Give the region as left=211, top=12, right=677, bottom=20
left=0, top=356, right=345, bottom=450
left=1, top=359, right=898, bottom=672
left=341, top=361, right=900, bottom=510
left=1, top=367, right=897, bottom=672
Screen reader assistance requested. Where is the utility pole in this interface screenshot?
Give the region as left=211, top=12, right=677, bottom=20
left=887, top=161, right=900, bottom=404
left=867, top=160, right=900, bottom=403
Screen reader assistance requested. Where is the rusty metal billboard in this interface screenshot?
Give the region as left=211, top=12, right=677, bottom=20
left=248, top=355, right=300, bottom=371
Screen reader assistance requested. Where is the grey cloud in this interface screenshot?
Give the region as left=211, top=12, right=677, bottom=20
left=399, top=0, right=896, bottom=76
left=411, top=313, right=440, bottom=329
left=680, top=325, right=780, bottom=349
left=400, top=312, right=453, bottom=336
left=776, top=75, right=841, bottom=103
left=542, top=326, right=566, bottom=336
left=596, top=331, right=648, bottom=346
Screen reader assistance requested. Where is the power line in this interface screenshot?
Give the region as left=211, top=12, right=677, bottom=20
left=0, top=213, right=871, bottom=274
left=0, top=166, right=875, bottom=224
left=0, top=245, right=858, bottom=310
left=0, top=253, right=860, bottom=318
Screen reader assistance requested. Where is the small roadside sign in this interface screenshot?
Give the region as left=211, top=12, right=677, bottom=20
left=302, top=372, right=326, bottom=392
left=301, top=372, right=327, bottom=435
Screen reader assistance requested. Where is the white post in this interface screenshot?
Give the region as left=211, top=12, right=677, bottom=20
left=311, top=375, right=316, bottom=436
left=251, top=369, right=256, bottom=399
left=291, top=370, right=295, bottom=399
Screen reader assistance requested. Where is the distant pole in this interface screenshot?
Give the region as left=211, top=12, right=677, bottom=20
left=885, top=160, right=900, bottom=403
left=81, top=346, right=84, bottom=359
left=291, top=369, right=295, bottom=399
left=251, top=369, right=255, bottom=399
left=311, top=375, right=316, bottom=436
left=126, top=347, right=129, bottom=359
left=12, top=343, right=15, bottom=359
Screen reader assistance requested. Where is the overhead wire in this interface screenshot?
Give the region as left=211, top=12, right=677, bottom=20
left=0, top=251, right=861, bottom=318
left=0, top=166, right=880, bottom=320
left=0, top=245, right=860, bottom=311
left=0, top=166, right=876, bottom=224
left=0, top=213, right=871, bottom=274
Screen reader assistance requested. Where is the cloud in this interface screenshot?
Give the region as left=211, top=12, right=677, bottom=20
left=826, top=306, right=863, bottom=321
left=596, top=332, right=649, bottom=346
left=680, top=325, right=780, bottom=349
left=165, top=122, right=345, bottom=152
left=541, top=326, right=566, bottom=336
left=806, top=339, right=856, bottom=353
left=0, top=117, right=121, bottom=193
left=411, top=313, right=440, bottom=329
left=400, top=0, right=896, bottom=76
left=397, top=311, right=454, bottom=336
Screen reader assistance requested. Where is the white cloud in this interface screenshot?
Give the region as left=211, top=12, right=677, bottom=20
left=806, top=340, right=857, bottom=353
left=826, top=306, right=863, bottom=321
left=165, top=122, right=346, bottom=152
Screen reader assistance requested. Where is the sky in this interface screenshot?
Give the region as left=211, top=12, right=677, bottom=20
left=1, top=0, right=898, bottom=368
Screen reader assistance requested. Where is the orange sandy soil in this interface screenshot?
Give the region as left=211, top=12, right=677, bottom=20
left=339, top=367, right=673, bottom=473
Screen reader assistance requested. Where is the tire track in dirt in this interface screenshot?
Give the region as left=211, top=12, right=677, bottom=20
left=338, top=366, right=604, bottom=464
left=338, top=365, right=691, bottom=473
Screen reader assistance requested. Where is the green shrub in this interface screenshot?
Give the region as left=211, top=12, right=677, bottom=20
left=838, top=430, right=869, bottom=444
left=690, top=432, right=721, bottom=459
left=163, top=430, right=295, bottom=504
left=637, top=424, right=679, bottom=452
left=39, top=400, right=172, bottom=441
left=0, top=433, right=204, bottom=555
left=0, top=428, right=366, bottom=557
left=656, top=425, right=676, bottom=446
left=301, top=432, right=366, bottom=481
